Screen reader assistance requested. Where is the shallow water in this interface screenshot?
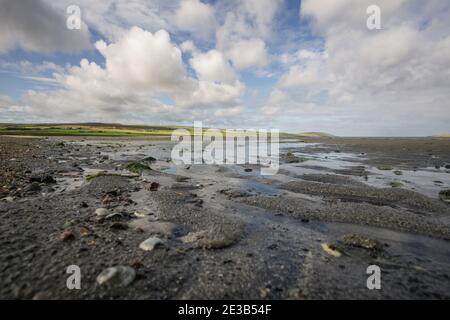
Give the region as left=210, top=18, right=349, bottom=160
left=65, top=139, right=450, bottom=199
left=279, top=142, right=450, bottom=199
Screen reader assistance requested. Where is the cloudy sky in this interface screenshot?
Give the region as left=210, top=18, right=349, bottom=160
left=0, top=0, right=449, bottom=136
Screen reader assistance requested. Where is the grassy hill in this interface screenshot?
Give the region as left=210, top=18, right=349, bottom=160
left=0, top=123, right=302, bottom=139
left=298, top=132, right=335, bottom=138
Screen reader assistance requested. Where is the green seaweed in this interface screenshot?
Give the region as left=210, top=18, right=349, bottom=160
left=126, top=162, right=151, bottom=174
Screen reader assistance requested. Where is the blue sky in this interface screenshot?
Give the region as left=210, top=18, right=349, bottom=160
left=0, top=0, right=449, bottom=136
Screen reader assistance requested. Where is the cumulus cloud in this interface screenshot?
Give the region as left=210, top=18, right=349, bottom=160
left=261, top=89, right=288, bottom=115
left=189, top=49, right=237, bottom=84
left=0, top=0, right=90, bottom=53
left=42, top=0, right=174, bottom=41
left=216, top=0, right=282, bottom=70
left=5, top=27, right=243, bottom=123
left=226, top=38, right=269, bottom=70
left=92, top=27, right=191, bottom=94
left=173, top=0, right=215, bottom=39
left=260, top=0, right=450, bottom=135
left=0, top=95, right=14, bottom=108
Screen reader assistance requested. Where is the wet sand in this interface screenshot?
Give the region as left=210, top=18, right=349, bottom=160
left=1, top=135, right=449, bottom=299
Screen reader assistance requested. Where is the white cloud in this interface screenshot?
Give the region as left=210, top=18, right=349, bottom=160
left=279, top=64, right=323, bottom=88
left=261, top=89, right=288, bottom=115
left=92, top=27, right=191, bottom=94
left=43, top=0, right=174, bottom=41
left=215, top=0, right=281, bottom=70
left=0, top=0, right=90, bottom=53
left=189, top=50, right=237, bottom=84
left=0, top=95, right=14, bottom=108
left=214, top=106, right=242, bottom=117
left=173, top=0, right=215, bottom=39
left=0, top=60, right=65, bottom=75
left=226, top=38, right=269, bottom=70
left=259, top=0, right=450, bottom=135
left=4, top=27, right=244, bottom=123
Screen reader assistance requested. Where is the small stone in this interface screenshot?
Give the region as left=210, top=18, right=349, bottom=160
left=79, top=227, right=91, bottom=237
left=134, top=210, right=152, bottom=218
left=110, top=222, right=128, bottom=230
left=80, top=201, right=89, bottom=208
left=244, top=168, right=253, bottom=172
left=60, top=230, right=75, bottom=241
left=377, top=165, right=393, bottom=171
left=32, top=291, right=51, bottom=300
left=139, top=237, right=164, bottom=251
left=30, top=175, right=56, bottom=184
left=341, top=234, right=383, bottom=251
left=96, top=266, right=136, bottom=287
left=143, top=156, right=157, bottom=163
left=105, top=212, right=123, bottom=220
left=321, top=243, right=341, bottom=257
left=259, top=287, right=271, bottom=299
left=102, top=194, right=115, bottom=205
left=149, top=182, right=160, bottom=191
left=95, top=208, right=109, bottom=217
left=3, top=196, right=14, bottom=203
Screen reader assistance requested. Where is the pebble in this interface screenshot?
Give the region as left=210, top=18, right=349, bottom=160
left=134, top=210, right=152, bottom=218
left=95, top=208, right=109, bottom=217
left=3, top=196, right=14, bottom=202
left=105, top=212, right=123, bottom=220
left=30, top=175, right=56, bottom=184
left=149, top=182, right=160, bottom=191
left=32, top=291, right=51, bottom=300
left=139, top=237, right=164, bottom=251
left=60, top=230, right=75, bottom=241
left=110, top=222, right=128, bottom=230
left=96, top=266, right=136, bottom=287
left=321, top=243, right=342, bottom=257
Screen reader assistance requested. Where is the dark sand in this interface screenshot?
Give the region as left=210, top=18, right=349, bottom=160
left=1, top=136, right=449, bottom=299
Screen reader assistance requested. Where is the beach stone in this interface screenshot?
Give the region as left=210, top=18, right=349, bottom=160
left=105, top=212, right=124, bottom=220
left=150, top=182, right=160, bottom=191
left=321, top=243, right=342, bottom=257
left=143, top=156, right=157, bottom=163
left=139, top=237, right=164, bottom=251
left=96, top=266, right=135, bottom=287
left=341, top=234, right=383, bottom=251
left=3, top=196, right=14, bottom=202
left=59, top=230, right=75, bottom=242
left=134, top=210, right=152, bottom=218
left=30, top=175, right=56, bottom=184
left=130, top=220, right=176, bottom=237
left=110, top=222, right=128, bottom=230
left=95, top=208, right=109, bottom=217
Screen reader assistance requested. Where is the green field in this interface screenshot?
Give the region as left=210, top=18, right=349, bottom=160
left=0, top=123, right=304, bottom=139
left=0, top=124, right=193, bottom=137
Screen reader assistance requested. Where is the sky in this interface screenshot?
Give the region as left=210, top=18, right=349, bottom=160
left=0, top=0, right=449, bottom=136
